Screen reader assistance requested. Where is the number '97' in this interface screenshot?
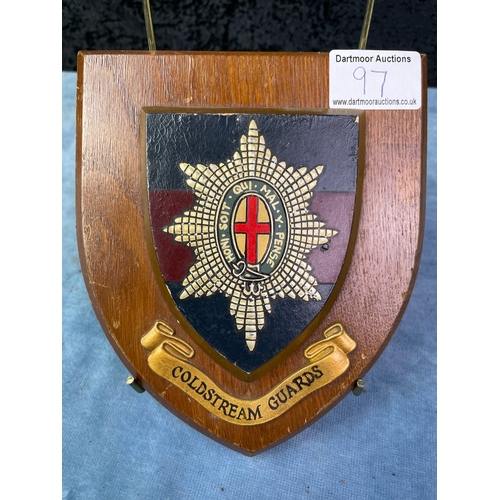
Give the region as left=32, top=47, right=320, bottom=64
left=353, top=67, right=388, bottom=97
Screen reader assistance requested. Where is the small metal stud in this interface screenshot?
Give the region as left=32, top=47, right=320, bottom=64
left=126, top=376, right=145, bottom=393
left=353, top=379, right=365, bottom=396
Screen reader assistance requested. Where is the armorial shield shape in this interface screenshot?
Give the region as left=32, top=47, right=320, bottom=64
left=145, top=112, right=362, bottom=378
left=76, top=51, right=427, bottom=455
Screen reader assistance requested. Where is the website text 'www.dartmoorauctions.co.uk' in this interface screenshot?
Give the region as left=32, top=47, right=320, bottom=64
left=331, top=97, right=418, bottom=107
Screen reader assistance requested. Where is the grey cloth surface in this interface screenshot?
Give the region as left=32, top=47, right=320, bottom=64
left=62, top=71, right=436, bottom=499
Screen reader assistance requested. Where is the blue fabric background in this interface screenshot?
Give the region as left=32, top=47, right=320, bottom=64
left=62, top=72, right=437, bottom=499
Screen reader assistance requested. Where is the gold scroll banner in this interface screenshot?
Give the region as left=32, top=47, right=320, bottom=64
left=141, top=320, right=356, bottom=426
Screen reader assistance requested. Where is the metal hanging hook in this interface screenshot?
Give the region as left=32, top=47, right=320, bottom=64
left=142, top=1, right=373, bottom=53
left=358, top=0, right=375, bottom=50
left=142, top=0, right=157, bottom=51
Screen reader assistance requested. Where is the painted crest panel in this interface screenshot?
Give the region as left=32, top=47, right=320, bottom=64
left=145, top=112, right=362, bottom=375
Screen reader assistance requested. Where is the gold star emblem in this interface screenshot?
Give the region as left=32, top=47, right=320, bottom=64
left=165, top=120, right=337, bottom=351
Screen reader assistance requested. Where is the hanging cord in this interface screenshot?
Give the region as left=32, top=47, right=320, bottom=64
left=358, top=0, right=375, bottom=50
left=142, top=0, right=157, bottom=51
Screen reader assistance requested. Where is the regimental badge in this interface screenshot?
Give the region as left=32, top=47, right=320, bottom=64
left=145, top=112, right=361, bottom=377
left=76, top=51, right=426, bottom=454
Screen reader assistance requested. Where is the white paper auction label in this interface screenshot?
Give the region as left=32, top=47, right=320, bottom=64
left=329, top=50, right=421, bottom=110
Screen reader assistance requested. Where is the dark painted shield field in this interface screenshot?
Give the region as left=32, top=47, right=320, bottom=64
left=145, top=111, right=361, bottom=375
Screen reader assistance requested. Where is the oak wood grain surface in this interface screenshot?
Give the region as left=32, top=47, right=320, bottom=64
left=76, top=51, right=427, bottom=454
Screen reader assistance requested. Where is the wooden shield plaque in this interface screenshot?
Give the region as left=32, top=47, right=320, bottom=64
left=76, top=51, right=427, bottom=455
